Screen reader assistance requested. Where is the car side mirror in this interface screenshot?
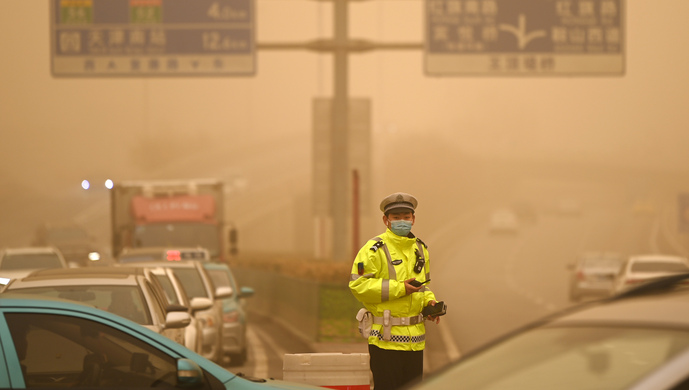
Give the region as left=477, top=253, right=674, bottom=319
left=165, top=311, right=191, bottom=329
left=189, top=297, right=213, bottom=312
left=176, top=359, right=204, bottom=387
left=239, top=286, right=255, bottom=299
left=215, top=286, right=233, bottom=299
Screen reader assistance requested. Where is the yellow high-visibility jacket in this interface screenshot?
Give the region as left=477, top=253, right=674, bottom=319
left=349, top=229, right=436, bottom=351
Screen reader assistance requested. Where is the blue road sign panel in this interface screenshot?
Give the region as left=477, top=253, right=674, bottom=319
left=51, top=0, right=255, bottom=76
left=425, top=0, right=624, bottom=75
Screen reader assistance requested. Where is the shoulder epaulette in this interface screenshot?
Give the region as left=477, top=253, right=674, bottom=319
left=370, top=240, right=385, bottom=252
left=416, top=238, right=428, bottom=249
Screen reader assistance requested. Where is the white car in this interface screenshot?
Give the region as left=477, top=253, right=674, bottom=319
left=118, top=259, right=229, bottom=364
left=146, top=266, right=214, bottom=355
left=612, top=254, right=689, bottom=294
left=2, top=267, right=191, bottom=345
left=0, top=247, right=68, bottom=285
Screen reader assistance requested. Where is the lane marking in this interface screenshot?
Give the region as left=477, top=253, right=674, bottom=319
left=246, top=328, right=269, bottom=379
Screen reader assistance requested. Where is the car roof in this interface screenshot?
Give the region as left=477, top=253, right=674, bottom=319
left=7, top=267, right=146, bottom=287
left=1, top=247, right=61, bottom=255
left=628, top=254, right=688, bottom=263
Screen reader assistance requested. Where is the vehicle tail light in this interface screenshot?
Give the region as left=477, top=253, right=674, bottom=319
left=576, top=271, right=585, bottom=281
left=625, top=278, right=643, bottom=285
left=223, top=311, right=240, bottom=323
left=166, top=250, right=181, bottom=261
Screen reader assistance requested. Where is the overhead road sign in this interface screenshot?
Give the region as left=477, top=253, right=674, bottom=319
left=425, top=0, right=625, bottom=76
left=51, top=0, right=255, bottom=77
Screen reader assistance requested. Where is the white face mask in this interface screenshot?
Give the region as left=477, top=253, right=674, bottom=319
left=389, top=220, right=412, bottom=236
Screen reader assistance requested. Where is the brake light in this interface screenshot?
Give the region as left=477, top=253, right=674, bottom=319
left=166, top=250, right=181, bottom=261
left=223, top=311, right=240, bottom=323
left=625, top=278, right=643, bottom=285
left=576, top=271, right=585, bottom=281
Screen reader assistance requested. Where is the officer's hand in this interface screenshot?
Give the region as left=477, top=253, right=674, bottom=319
left=427, top=300, right=441, bottom=324
left=404, top=278, right=423, bottom=295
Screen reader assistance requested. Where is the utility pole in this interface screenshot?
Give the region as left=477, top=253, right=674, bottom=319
left=258, top=0, right=422, bottom=261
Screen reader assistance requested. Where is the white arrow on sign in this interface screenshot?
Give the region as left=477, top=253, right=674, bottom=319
left=499, top=14, right=547, bottom=50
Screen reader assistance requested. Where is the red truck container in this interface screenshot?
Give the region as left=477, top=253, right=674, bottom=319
left=110, top=179, right=236, bottom=262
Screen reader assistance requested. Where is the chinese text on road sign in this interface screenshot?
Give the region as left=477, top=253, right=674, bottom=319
left=425, top=0, right=624, bottom=75
left=51, top=0, right=255, bottom=77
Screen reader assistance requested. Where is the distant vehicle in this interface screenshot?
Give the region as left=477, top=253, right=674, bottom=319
left=2, top=267, right=190, bottom=345
left=568, top=252, right=623, bottom=301
left=0, top=247, right=68, bottom=284
left=203, top=261, right=254, bottom=366
left=116, top=257, right=229, bottom=365
left=110, top=179, right=237, bottom=262
left=489, top=209, right=519, bottom=233
left=612, top=254, right=689, bottom=294
left=31, top=222, right=101, bottom=267
left=411, top=273, right=689, bottom=390
left=0, top=294, right=322, bottom=389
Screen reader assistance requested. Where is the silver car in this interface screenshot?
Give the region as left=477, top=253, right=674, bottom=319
left=117, top=259, right=229, bottom=364
left=412, top=273, right=689, bottom=390
left=2, top=267, right=190, bottom=345
left=0, top=247, right=68, bottom=284
left=145, top=265, right=214, bottom=355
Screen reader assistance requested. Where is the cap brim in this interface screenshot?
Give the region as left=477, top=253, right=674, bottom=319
left=384, top=205, right=415, bottom=214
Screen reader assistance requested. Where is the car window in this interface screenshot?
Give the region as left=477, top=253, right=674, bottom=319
left=144, top=281, right=168, bottom=324
left=9, top=286, right=151, bottom=325
left=172, top=268, right=209, bottom=299
left=0, top=254, right=63, bottom=270
left=153, top=274, right=180, bottom=305
left=5, top=312, right=181, bottom=388
left=421, top=326, right=689, bottom=390
left=631, top=261, right=689, bottom=273
left=206, top=269, right=232, bottom=290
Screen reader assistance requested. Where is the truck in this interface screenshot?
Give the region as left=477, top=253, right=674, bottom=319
left=110, top=179, right=236, bottom=262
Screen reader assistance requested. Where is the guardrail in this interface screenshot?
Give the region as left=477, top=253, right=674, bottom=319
left=233, top=268, right=361, bottom=343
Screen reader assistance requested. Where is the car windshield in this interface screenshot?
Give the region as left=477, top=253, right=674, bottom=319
left=582, top=258, right=621, bottom=270
left=133, top=223, right=219, bottom=258
left=9, top=285, right=152, bottom=325
left=419, top=326, right=689, bottom=390
left=631, top=261, right=689, bottom=273
left=0, top=254, right=63, bottom=270
left=173, top=268, right=210, bottom=299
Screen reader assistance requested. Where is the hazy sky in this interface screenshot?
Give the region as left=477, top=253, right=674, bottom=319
left=2, top=1, right=689, bottom=252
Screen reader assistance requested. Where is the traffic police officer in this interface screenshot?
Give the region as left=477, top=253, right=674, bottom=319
left=349, top=192, right=442, bottom=390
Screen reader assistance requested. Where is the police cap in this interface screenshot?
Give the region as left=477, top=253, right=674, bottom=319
left=380, top=192, right=418, bottom=214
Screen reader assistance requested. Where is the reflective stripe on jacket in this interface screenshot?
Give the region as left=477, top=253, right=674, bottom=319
left=349, top=229, right=435, bottom=351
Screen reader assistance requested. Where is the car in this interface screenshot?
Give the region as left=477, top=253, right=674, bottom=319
left=31, top=222, right=102, bottom=267
left=203, top=261, right=255, bottom=366
left=0, top=293, right=322, bottom=389
left=411, top=273, right=689, bottom=390
left=611, top=254, right=689, bottom=294
left=146, top=265, right=214, bottom=355
left=2, top=266, right=191, bottom=346
left=568, top=251, right=623, bottom=301
left=117, top=258, right=229, bottom=365
left=489, top=209, right=519, bottom=233
left=0, top=247, right=68, bottom=285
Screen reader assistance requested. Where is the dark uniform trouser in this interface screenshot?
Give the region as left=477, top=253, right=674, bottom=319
left=368, top=344, right=424, bottom=390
